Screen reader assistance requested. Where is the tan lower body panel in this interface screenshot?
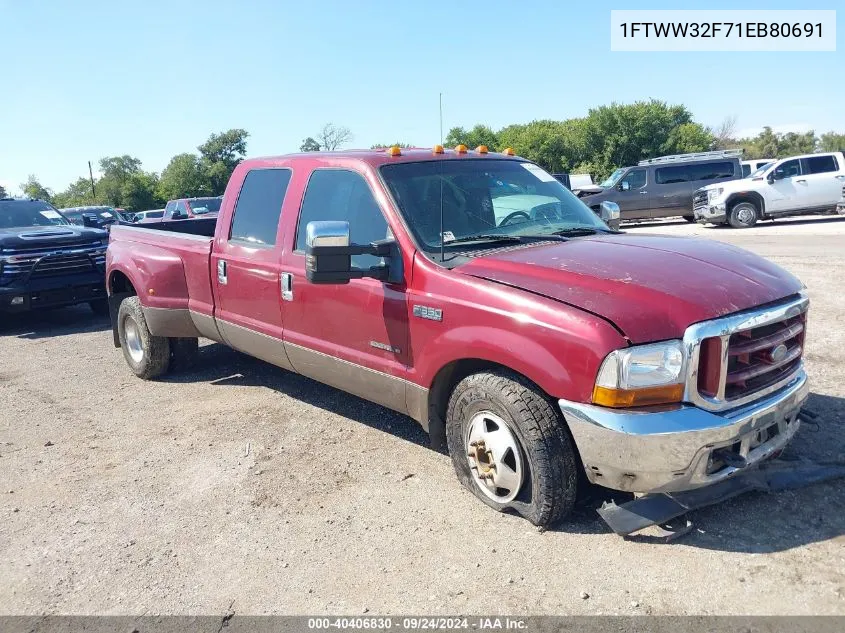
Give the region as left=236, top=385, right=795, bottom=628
left=141, top=307, right=430, bottom=428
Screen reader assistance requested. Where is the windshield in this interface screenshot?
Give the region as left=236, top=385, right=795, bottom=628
left=189, top=198, right=222, bottom=214
left=748, top=162, right=774, bottom=178
left=0, top=200, right=71, bottom=229
left=380, top=159, right=607, bottom=253
left=144, top=210, right=164, bottom=219
left=599, top=167, right=626, bottom=188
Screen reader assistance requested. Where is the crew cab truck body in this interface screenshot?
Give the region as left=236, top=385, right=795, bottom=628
left=1, top=198, right=109, bottom=315
left=106, top=149, right=809, bottom=526
left=694, top=151, right=845, bottom=228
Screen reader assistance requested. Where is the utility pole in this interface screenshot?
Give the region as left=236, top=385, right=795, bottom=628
left=88, top=161, right=96, bottom=201
left=439, top=93, right=443, bottom=145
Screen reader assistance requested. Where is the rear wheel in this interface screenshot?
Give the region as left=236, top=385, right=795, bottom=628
left=728, top=201, right=759, bottom=228
left=117, top=296, right=170, bottom=379
left=446, top=370, right=579, bottom=527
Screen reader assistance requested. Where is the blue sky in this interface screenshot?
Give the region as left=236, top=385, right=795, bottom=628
left=0, top=0, right=841, bottom=195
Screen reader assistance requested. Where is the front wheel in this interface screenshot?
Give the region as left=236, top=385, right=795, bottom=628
left=728, top=202, right=759, bottom=228
left=683, top=215, right=695, bottom=223
left=446, top=370, right=579, bottom=527
left=117, top=296, right=171, bottom=379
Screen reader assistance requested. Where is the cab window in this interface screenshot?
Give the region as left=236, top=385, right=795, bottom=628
left=620, top=168, right=646, bottom=190
left=773, top=159, right=801, bottom=179
left=295, top=169, right=389, bottom=269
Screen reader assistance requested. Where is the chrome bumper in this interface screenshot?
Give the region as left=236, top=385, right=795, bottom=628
left=560, top=370, right=809, bottom=494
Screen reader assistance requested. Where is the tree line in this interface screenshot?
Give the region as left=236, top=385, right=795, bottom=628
left=443, top=101, right=845, bottom=181
left=17, top=101, right=845, bottom=211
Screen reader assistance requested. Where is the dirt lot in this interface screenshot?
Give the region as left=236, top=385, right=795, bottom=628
left=2, top=215, right=844, bottom=616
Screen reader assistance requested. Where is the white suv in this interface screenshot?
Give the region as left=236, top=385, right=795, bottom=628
left=694, top=151, right=845, bottom=228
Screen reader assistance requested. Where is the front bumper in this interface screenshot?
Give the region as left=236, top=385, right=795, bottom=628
left=560, top=370, right=809, bottom=494
left=693, top=201, right=727, bottom=224
left=0, top=273, right=106, bottom=312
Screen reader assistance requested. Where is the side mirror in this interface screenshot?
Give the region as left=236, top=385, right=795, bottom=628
left=599, top=201, right=621, bottom=224
left=305, top=220, right=402, bottom=285
left=81, top=214, right=100, bottom=228
left=620, top=181, right=630, bottom=192
left=766, top=174, right=775, bottom=184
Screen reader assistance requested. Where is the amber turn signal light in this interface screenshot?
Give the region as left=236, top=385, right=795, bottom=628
left=592, top=384, right=684, bottom=408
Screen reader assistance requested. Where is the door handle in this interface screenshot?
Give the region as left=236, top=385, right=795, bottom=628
left=281, top=272, right=293, bottom=301
left=217, top=260, right=227, bottom=284
left=796, top=179, right=807, bottom=184
left=835, top=175, right=845, bottom=180
left=640, top=190, right=648, bottom=194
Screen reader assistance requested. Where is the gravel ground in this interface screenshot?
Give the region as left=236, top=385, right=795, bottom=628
left=1, top=215, right=844, bottom=616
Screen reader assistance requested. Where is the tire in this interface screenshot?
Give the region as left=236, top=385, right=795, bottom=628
left=89, top=299, right=110, bottom=316
left=170, top=337, right=199, bottom=371
left=728, top=201, right=759, bottom=228
left=683, top=215, right=695, bottom=223
left=116, top=296, right=170, bottom=379
left=445, top=370, right=579, bottom=527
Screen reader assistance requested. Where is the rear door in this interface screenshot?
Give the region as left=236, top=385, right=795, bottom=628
left=651, top=165, right=691, bottom=218
left=278, top=167, right=411, bottom=414
left=801, top=154, right=844, bottom=208
left=211, top=167, right=294, bottom=370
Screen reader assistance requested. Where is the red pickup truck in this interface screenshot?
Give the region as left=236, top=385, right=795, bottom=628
left=106, top=147, right=810, bottom=527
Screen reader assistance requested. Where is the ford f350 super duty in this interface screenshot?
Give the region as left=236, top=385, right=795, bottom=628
left=105, top=146, right=810, bottom=527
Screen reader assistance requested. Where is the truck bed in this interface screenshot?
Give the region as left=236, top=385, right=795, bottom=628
left=117, top=217, right=217, bottom=237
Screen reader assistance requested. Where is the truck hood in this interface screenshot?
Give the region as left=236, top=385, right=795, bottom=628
left=698, top=178, right=765, bottom=194
left=0, top=225, right=108, bottom=249
left=457, top=234, right=803, bottom=343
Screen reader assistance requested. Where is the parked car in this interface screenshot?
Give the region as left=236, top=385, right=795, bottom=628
left=59, top=205, right=120, bottom=230
left=837, top=183, right=845, bottom=215
left=130, top=209, right=165, bottom=223
left=581, top=150, right=743, bottom=222
left=0, top=198, right=109, bottom=314
left=741, top=158, right=775, bottom=178
left=694, top=151, right=845, bottom=228
left=106, top=148, right=808, bottom=527
left=138, top=196, right=221, bottom=224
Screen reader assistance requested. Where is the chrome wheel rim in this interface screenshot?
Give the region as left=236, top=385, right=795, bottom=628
left=737, top=206, right=754, bottom=224
left=124, top=317, right=144, bottom=363
left=465, top=411, right=524, bottom=503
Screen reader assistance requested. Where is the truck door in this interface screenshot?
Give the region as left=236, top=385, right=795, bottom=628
left=210, top=167, right=295, bottom=370
left=651, top=165, right=693, bottom=218
left=611, top=167, right=651, bottom=220
left=766, top=159, right=802, bottom=214
left=278, top=167, right=411, bottom=415
left=801, top=155, right=844, bottom=208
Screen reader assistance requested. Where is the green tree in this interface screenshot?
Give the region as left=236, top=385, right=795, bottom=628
left=300, top=137, right=321, bottom=152
left=53, top=177, right=96, bottom=208
left=21, top=175, right=53, bottom=202
left=158, top=153, right=210, bottom=201
left=736, top=127, right=818, bottom=159
left=370, top=142, right=412, bottom=149
left=97, top=155, right=143, bottom=206
left=0, top=185, right=7, bottom=198
left=665, top=122, right=715, bottom=154
left=819, top=131, right=845, bottom=152
left=497, top=119, right=585, bottom=174
left=121, top=172, right=162, bottom=211
left=198, top=128, right=249, bottom=194
left=444, top=125, right=499, bottom=151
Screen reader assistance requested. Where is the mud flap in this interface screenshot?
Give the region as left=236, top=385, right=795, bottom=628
left=597, top=457, right=845, bottom=538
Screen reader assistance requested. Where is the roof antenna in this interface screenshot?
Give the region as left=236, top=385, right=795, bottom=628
left=439, top=92, right=445, bottom=263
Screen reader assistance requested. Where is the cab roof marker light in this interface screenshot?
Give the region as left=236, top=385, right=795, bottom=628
left=502, top=147, right=515, bottom=156
left=476, top=145, right=489, bottom=154
left=387, top=145, right=402, bottom=157
left=455, top=144, right=468, bottom=154
left=433, top=144, right=445, bottom=154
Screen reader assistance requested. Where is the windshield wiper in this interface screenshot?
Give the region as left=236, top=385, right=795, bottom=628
left=439, top=234, right=525, bottom=246
left=549, top=227, right=608, bottom=237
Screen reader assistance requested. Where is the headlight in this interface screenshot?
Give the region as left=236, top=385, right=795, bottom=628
left=707, top=187, right=724, bottom=201
left=593, top=341, right=686, bottom=407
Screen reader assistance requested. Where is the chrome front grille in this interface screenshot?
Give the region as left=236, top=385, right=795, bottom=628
left=692, top=190, right=709, bottom=213
left=683, top=293, right=809, bottom=412
left=0, top=243, right=106, bottom=283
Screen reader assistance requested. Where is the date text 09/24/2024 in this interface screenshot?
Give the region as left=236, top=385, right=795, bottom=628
left=307, top=617, right=528, bottom=630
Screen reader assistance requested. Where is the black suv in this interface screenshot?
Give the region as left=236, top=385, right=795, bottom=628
left=0, top=198, right=109, bottom=315
left=580, top=150, right=743, bottom=222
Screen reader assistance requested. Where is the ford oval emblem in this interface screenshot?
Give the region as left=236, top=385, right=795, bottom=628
left=769, top=344, right=788, bottom=363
